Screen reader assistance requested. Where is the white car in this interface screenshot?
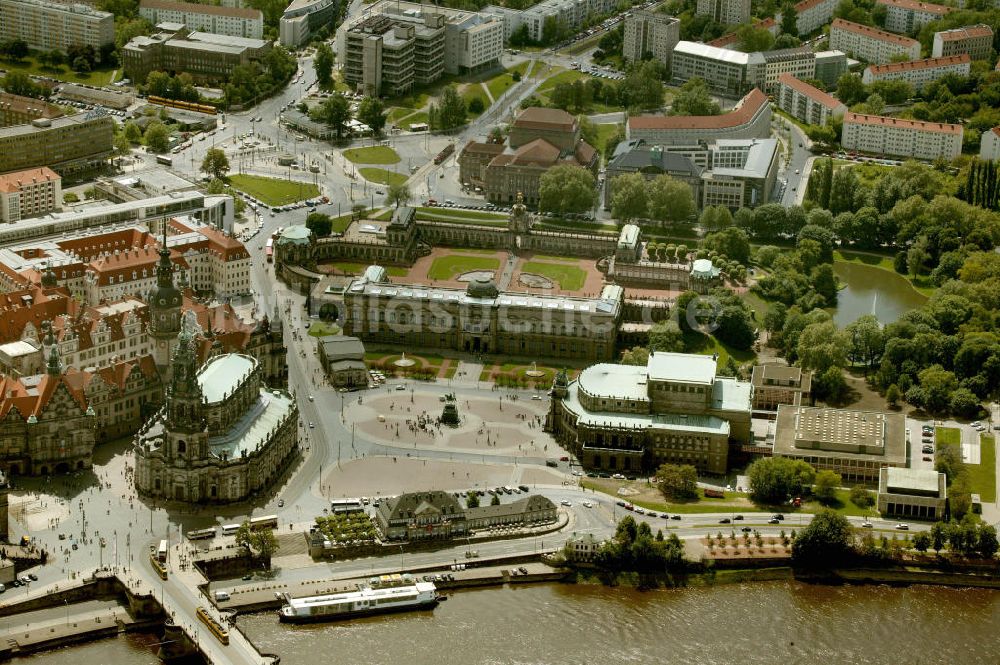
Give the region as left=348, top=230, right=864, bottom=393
left=895, top=523, right=909, bottom=530
left=308, top=395, right=314, bottom=401
left=560, top=500, right=571, bottom=507
left=582, top=501, right=593, bottom=508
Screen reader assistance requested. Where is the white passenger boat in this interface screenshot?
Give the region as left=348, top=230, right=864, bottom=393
left=278, top=582, right=439, bottom=623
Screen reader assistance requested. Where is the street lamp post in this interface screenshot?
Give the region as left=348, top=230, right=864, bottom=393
left=398, top=545, right=404, bottom=571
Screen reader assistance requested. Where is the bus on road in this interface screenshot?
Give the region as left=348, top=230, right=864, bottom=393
left=221, top=523, right=241, bottom=536
left=265, top=237, right=273, bottom=262
left=249, top=514, right=278, bottom=530
left=330, top=498, right=364, bottom=513
left=187, top=528, right=216, bottom=541
left=156, top=539, right=168, bottom=563
left=156, top=155, right=172, bottom=166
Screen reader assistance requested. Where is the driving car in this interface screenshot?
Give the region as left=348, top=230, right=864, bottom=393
left=308, top=422, right=314, bottom=428
left=895, top=523, right=909, bottom=530
left=719, top=518, right=731, bottom=524
left=769, top=518, right=780, bottom=524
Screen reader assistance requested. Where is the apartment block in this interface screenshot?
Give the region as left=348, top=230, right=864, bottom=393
left=339, top=1, right=502, bottom=96
left=862, top=54, right=971, bottom=89
left=980, top=127, right=1000, bottom=161
left=0, top=112, right=114, bottom=177
left=877, top=0, right=952, bottom=34
left=123, top=27, right=271, bottom=86
left=0, top=167, right=61, bottom=223
left=814, top=50, right=848, bottom=86
left=628, top=88, right=771, bottom=146
left=696, top=0, right=750, bottom=25
left=279, top=0, right=337, bottom=48
left=842, top=112, right=962, bottom=160
left=761, top=47, right=816, bottom=93
left=0, top=93, right=63, bottom=128
left=931, top=24, right=994, bottom=61
left=775, top=74, right=846, bottom=126
left=139, top=0, right=264, bottom=39
left=829, top=18, right=921, bottom=64
left=0, top=0, right=114, bottom=57
left=671, top=41, right=766, bottom=97
left=793, top=0, right=839, bottom=35
left=483, top=0, right=616, bottom=42
left=622, top=10, right=680, bottom=69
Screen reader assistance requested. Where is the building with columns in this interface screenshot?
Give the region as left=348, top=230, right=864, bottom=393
left=133, top=313, right=299, bottom=503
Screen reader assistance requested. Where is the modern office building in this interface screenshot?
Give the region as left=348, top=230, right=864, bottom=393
left=750, top=364, right=812, bottom=412
left=862, top=54, right=971, bottom=89
left=700, top=138, right=779, bottom=209
left=813, top=50, right=848, bottom=86
left=877, top=0, right=952, bottom=34
left=628, top=88, right=771, bottom=146
left=133, top=320, right=299, bottom=504
left=0, top=110, right=113, bottom=178
left=761, top=47, right=817, bottom=93
left=279, top=0, right=336, bottom=47
left=931, top=24, right=994, bottom=61
left=696, top=0, right=750, bottom=26
left=548, top=352, right=753, bottom=474
left=670, top=41, right=766, bottom=97
left=776, top=74, right=847, bottom=126
left=842, top=112, right=962, bottom=160
left=829, top=18, right=921, bottom=64
left=0, top=167, right=61, bottom=223
left=877, top=467, right=947, bottom=520
left=139, top=0, right=263, bottom=38
left=622, top=10, right=680, bottom=69
left=773, top=405, right=907, bottom=484
left=341, top=265, right=624, bottom=361
left=339, top=0, right=502, bottom=96
left=0, top=0, right=113, bottom=58
left=0, top=93, right=63, bottom=128
left=484, top=0, right=616, bottom=42
left=980, top=127, right=1000, bottom=161
left=123, top=26, right=272, bottom=86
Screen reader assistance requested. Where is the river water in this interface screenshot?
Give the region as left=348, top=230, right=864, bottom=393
left=228, top=582, right=999, bottom=665
left=832, top=261, right=928, bottom=328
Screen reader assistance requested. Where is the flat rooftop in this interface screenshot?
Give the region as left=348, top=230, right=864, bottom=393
left=562, top=380, right=729, bottom=435
left=647, top=351, right=717, bottom=386
left=773, top=405, right=907, bottom=463
left=883, top=467, right=942, bottom=495
left=577, top=363, right=649, bottom=403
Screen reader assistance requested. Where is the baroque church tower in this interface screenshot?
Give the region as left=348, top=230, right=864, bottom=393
left=148, top=225, right=182, bottom=376
left=162, top=312, right=209, bottom=468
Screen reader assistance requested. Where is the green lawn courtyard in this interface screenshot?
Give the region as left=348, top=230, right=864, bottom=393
left=0, top=54, right=119, bottom=87
left=462, top=85, right=490, bottom=117
left=227, top=174, right=319, bottom=206
left=427, top=255, right=500, bottom=281
left=343, top=146, right=401, bottom=165
left=307, top=321, right=341, bottom=337
left=325, top=262, right=407, bottom=276
left=521, top=261, right=587, bottom=291
left=358, top=168, right=408, bottom=186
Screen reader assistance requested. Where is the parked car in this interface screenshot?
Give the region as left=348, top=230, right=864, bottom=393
left=719, top=518, right=731, bottom=524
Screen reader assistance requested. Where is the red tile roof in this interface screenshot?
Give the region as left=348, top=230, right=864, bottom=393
left=865, top=54, right=970, bottom=76
left=513, top=107, right=576, bottom=132
left=936, top=24, right=994, bottom=41
left=0, top=167, right=59, bottom=193
left=776, top=74, right=845, bottom=111
left=831, top=18, right=921, bottom=48
left=629, top=88, right=768, bottom=131
left=845, top=112, right=962, bottom=135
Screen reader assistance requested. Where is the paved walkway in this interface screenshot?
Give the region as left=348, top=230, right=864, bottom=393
left=451, top=361, right=483, bottom=387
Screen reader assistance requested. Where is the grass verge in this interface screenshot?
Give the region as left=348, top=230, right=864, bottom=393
left=358, top=168, right=408, bottom=186
left=227, top=174, right=320, bottom=206
left=343, top=146, right=401, bottom=165
left=972, top=434, right=996, bottom=502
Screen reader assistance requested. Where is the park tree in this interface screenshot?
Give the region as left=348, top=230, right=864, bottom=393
left=143, top=120, right=170, bottom=153
left=845, top=314, right=885, bottom=373
left=813, top=470, right=842, bottom=504
left=747, top=457, right=816, bottom=505
left=978, top=524, right=999, bottom=559
left=912, top=531, right=931, bottom=553
left=647, top=176, right=695, bottom=225
left=465, top=491, right=480, bottom=508
left=648, top=320, right=684, bottom=353
left=313, top=43, right=334, bottom=88
left=610, top=173, right=648, bottom=223
left=491, top=493, right=501, bottom=506
left=791, top=509, right=854, bottom=568
left=538, top=165, right=597, bottom=215
left=305, top=212, right=333, bottom=236
left=849, top=485, right=875, bottom=508
left=797, top=320, right=849, bottom=374
left=2, top=71, right=44, bottom=98
left=235, top=521, right=279, bottom=564
left=699, top=205, right=732, bottom=231
left=357, top=96, right=387, bottom=135
left=314, top=93, right=352, bottom=139
left=114, top=132, right=133, bottom=160
left=836, top=73, right=867, bottom=106
left=669, top=77, right=720, bottom=117
left=703, top=227, right=751, bottom=265
left=200, top=147, right=230, bottom=180
left=781, top=2, right=799, bottom=36
left=385, top=182, right=411, bottom=209
left=930, top=522, right=947, bottom=552
left=736, top=24, right=774, bottom=52
left=123, top=120, right=143, bottom=144
left=656, top=463, right=699, bottom=501
left=431, top=86, right=467, bottom=130
left=885, top=383, right=901, bottom=407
